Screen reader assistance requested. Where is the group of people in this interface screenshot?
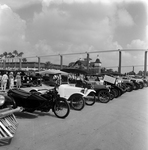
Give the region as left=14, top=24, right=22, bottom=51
left=0, top=72, right=22, bottom=91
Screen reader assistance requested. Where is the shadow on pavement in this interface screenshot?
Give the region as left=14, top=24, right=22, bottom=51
left=14, top=111, right=56, bottom=119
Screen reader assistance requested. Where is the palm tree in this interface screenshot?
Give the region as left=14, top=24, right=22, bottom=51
left=3, top=52, right=7, bottom=61
left=45, top=61, right=51, bottom=69
left=18, top=52, right=24, bottom=57
left=18, top=52, right=24, bottom=68
left=12, top=50, right=18, bottom=68
left=12, top=50, right=18, bottom=57
left=22, top=58, right=27, bottom=62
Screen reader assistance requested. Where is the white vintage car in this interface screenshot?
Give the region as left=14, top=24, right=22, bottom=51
left=33, top=69, right=96, bottom=110
left=57, top=83, right=96, bottom=110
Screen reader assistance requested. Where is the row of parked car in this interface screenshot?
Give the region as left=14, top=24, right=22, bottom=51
left=1, top=68, right=148, bottom=118
left=0, top=68, right=147, bottom=145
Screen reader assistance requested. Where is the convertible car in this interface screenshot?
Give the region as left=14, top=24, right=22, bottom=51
left=35, top=69, right=96, bottom=110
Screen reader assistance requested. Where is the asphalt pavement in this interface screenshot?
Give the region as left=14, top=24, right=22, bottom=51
left=1, top=86, right=148, bottom=150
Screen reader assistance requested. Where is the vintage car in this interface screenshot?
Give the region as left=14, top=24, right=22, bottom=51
left=83, top=73, right=112, bottom=102
left=36, top=69, right=96, bottom=110
left=128, top=75, right=146, bottom=89
left=121, top=75, right=143, bottom=90
left=60, top=68, right=96, bottom=106
left=103, top=74, right=127, bottom=98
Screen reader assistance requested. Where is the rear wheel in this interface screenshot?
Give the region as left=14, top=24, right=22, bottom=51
left=133, top=83, right=139, bottom=90
left=85, top=92, right=96, bottom=106
left=70, top=94, right=85, bottom=111
left=118, top=89, right=122, bottom=97
left=139, top=82, right=144, bottom=89
left=97, top=90, right=110, bottom=103
left=53, top=98, right=70, bottom=119
left=111, top=88, right=119, bottom=98
left=126, top=84, right=133, bottom=92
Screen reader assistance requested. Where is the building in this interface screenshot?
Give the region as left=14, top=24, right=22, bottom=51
left=0, top=61, right=68, bottom=71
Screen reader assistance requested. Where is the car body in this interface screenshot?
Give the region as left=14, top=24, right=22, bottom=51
left=37, top=69, right=96, bottom=110
left=58, top=84, right=95, bottom=100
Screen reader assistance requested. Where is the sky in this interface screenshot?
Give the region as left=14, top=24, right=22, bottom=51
left=0, top=0, right=147, bottom=73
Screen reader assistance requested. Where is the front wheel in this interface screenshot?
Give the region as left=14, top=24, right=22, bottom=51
left=85, top=92, right=96, bottom=106
left=97, top=90, right=110, bottom=103
left=70, top=94, right=85, bottom=111
left=53, top=98, right=70, bottom=119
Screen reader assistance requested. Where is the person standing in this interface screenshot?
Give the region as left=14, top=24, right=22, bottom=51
left=9, top=72, right=14, bottom=89
left=15, top=72, right=21, bottom=89
left=1, top=72, right=8, bottom=91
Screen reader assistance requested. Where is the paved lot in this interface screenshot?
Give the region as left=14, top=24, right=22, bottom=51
left=1, top=86, right=148, bottom=150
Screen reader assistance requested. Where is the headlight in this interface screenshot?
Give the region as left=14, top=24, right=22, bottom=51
left=0, top=95, right=5, bottom=106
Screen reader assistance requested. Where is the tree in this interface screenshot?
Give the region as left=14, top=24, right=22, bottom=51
left=22, top=58, right=27, bottom=62
left=45, top=61, right=51, bottom=69
left=18, top=52, right=24, bottom=57
left=12, top=50, right=18, bottom=57
left=7, top=52, right=13, bottom=67
left=127, top=71, right=136, bottom=75
left=3, top=52, right=7, bottom=57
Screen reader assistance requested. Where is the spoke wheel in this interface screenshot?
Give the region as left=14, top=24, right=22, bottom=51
left=85, top=92, right=96, bottom=106
left=111, top=88, right=119, bottom=98
left=98, top=90, right=110, bottom=103
left=53, top=98, right=70, bottom=119
left=109, top=91, right=115, bottom=100
left=70, top=94, right=85, bottom=111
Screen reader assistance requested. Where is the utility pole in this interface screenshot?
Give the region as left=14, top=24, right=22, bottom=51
left=118, top=49, right=121, bottom=74
left=144, top=51, right=147, bottom=77
left=60, top=55, right=63, bottom=70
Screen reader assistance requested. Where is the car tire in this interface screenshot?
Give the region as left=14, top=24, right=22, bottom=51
left=97, top=90, right=110, bottom=103
left=70, top=94, right=85, bottom=111
left=85, top=92, right=96, bottom=106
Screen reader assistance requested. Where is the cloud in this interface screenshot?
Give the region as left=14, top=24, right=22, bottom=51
left=27, top=1, right=119, bottom=54
left=127, top=39, right=148, bottom=49
left=0, top=4, right=26, bottom=37
left=0, top=4, right=30, bottom=54
left=34, top=40, right=53, bottom=56
left=0, top=0, right=42, bottom=9
left=116, top=8, right=135, bottom=27
left=0, top=0, right=147, bottom=72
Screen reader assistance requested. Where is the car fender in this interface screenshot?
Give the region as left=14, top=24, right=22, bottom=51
left=83, top=89, right=96, bottom=97
left=66, top=92, right=85, bottom=100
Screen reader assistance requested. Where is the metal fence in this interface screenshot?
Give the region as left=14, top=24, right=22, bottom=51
left=0, top=49, right=147, bottom=76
